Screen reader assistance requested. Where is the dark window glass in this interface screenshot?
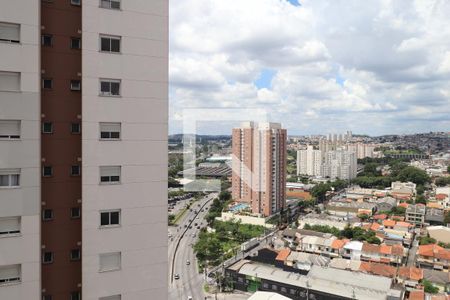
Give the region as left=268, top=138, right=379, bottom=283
left=42, top=251, right=53, bottom=263
left=71, top=207, right=81, bottom=218
left=111, top=38, right=120, bottom=52
left=42, top=295, right=53, bottom=300
left=43, top=209, right=53, bottom=220
left=70, top=249, right=81, bottom=260
left=100, top=132, right=110, bottom=139
left=110, top=132, right=120, bottom=139
left=100, top=81, right=110, bottom=93
left=71, top=123, right=81, bottom=134
left=101, top=37, right=110, bottom=51
left=111, top=176, right=120, bottom=182
left=100, top=212, right=109, bottom=225
left=70, top=292, right=80, bottom=300
left=70, top=80, right=81, bottom=91
left=42, top=79, right=53, bottom=89
left=43, top=166, right=53, bottom=177
left=110, top=211, right=119, bottom=224
left=70, top=37, right=81, bottom=49
left=111, top=0, right=120, bottom=9
left=71, top=165, right=80, bottom=176
left=42, top=34, right=52, bottom=46
left=100, top=176, right=109, bottom=182
left=42, top=122, right=53, bottom=133
left=110, top=82, right=120, bottom=95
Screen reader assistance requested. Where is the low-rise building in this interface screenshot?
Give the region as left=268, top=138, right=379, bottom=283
left=425, top=208, right=445, bottom=225
left=423, top=269, right=450, bottom=293
left=417, top=244, right=450, bottom=270
left=427, top=226, right=450, bottom=244
left=326, top=200, right=377, bottom=216
left=406, top=204, right=426, bottom=225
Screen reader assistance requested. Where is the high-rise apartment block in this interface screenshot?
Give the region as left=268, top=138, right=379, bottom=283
left=296, top=145, right=322, bottom=177
left=321, top=150, right=357, bottom=180
left=346, top=143, right=375, bottom=159
left=232, top=122, right=287, bottom=217
left=0, top=1, right=168, bottom=299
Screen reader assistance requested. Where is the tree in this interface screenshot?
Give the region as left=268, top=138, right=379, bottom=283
left=311, top=183, right=332, bottom=202
left=395, top=166, right=430, bottom=185
left=436, top=177, right=450, bottom=187
left=448, top=165, right=450, bottom=173
left=445, top=211, right=450, bottom=224
left=419, top=236, right=437, bottom=245
left=422, top=279, right=439, bottom=294
left=415, top=194, right=427, bottom=205
left=358, top=213, right=369, bottom=221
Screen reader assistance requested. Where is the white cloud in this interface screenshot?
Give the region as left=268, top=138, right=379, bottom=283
left=169, top=0, right=450, bottom=135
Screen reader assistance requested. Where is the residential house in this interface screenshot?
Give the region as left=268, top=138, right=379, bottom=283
left=343, top=241, right=363, bottom=260
left=417, top=244, right=450, bottom=270
left=406, top=204, right=426, bottom=225
left=397, top=267, right=423, bottom=291
left=423, top=269, right=450, bottom=293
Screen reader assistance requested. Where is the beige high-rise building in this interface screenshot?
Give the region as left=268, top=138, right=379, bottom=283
left=231, top=122, right=287, bottom=217
left=297, top=145, right=322, bottom=177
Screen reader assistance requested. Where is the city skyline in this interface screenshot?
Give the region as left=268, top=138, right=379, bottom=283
left=169, top=0, right=450, bottom=136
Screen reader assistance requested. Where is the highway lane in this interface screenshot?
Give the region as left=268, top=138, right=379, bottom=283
left=168, top=192, right=217, bottom=300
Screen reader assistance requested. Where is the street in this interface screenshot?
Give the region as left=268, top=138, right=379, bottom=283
left=168, top=192, right=218, bottom=300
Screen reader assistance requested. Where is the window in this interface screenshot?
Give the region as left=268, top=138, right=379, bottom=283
left=100, top=35, right=121, bottom=53
left=100, top=79, right=121, bottom=96
left=42, top=209, right=53, bottom=221
left=100, top=123, right=121, bottom=140
left=0, top=217, right=20, bottom=236
left=71, top=0, right=81, bottom=6
left=70, top=292, right=81, bottom=300
left=42, top=251, right=53, bottom=264
left=100, top=0, right=121, bottom=9
left=71, top=165, right=81, bottom=176
left=100, top=210, right=120, bottom=227
left=99, top=295, right=121, bottom=300
left=0, top=22, right=20, bottom=43
left=99, top=252, right=121, bottom=272
left=43, top=166, right=53, bottom=177
left=99, top=166, right=121, bottom=184
left=0, top=71, right=20, bottom=91
left=0, top=169, right=20, bottom=187
left=42, top=295, right=52, bottom=300
left=0, top=264, right=21, bottom=285
left=42, top=122, right=53, bottom=133
left=0, top=120, right=20, bottom=139
left=42, top=78, right=53, bottom=89
left=71, top=123, right=81, bottom=134
left=271, top=284, right=277, bottom=291
left=70, top=37, right=81, bottom=49
left=70, top=249, right=81, bottom=261
left=70, top=80, right=81, bottom=91
left=41, top=34, right=52, bottom=46
left=71, top=207, right=81, bottom=219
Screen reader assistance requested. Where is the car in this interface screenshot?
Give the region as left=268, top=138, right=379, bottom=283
left=194, top=223, right=198, bottom=226
left=174, top=274, right=180, bottom=280
left=186, top=260, right=190, bottom=265
left=197, top=226, right=200, bottom=229
left=187, top=296, right=193, bottom=300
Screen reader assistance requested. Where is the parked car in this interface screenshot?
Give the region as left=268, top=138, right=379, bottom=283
left=174, top=274, right=180, bottom=280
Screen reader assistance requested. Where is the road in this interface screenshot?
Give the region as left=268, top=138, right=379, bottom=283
left=168, top=192, right=218, bottom=300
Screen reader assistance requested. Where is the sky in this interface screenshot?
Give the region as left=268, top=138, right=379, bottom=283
left=169, top=0, right=450, bottom=136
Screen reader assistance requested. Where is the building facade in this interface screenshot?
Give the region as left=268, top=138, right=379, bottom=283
left=321, top=150, right=357, bottom=180
left=0, top=1, right=168, bottom=299
left=232, top=122, right=287, bottom=217
left=296, top=145, right=322, bottom=177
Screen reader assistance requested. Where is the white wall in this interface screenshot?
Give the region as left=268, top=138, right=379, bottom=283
left=82, top=1, right=168, bottom=299
left=0, top=1, right=41, bottom=299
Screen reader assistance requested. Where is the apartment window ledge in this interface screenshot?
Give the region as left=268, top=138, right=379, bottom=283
left=0, top=233, right=21, bottom=239
left=99, top=182, right=121, bottom=185
left=99, top=50, right=122, bottom=55
left=0, top=281, right=21, bottom=287
left=0, top=138, right=21, bottom=141
left=0, top=89, right=21, bottom=93
left=98, top=267, right=121, bottom=273
left=99, top=138, right=122, bottom=141
left=99, top=224, right=121, bottom=229
left=0, top=41, right=21, bottom=46
left=98, top=94, right=122, bottom=98
left=98, top=6, right=123, bottom=11
left=0, top=186, right=20, bottom=190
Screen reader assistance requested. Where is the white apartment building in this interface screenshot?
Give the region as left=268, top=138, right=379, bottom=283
left=296, top=145, right=322, bottom=177
left=346, top=143, right=375, bottom=159
left=81, top=1, right=168, bottom=300
left=0, top=3, right=41, bottom=300
left=321, top=150, right=357, bottom=180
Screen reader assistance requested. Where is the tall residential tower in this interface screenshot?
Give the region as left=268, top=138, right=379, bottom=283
left=231, top=122, right=287, bottom=217
left=0, top=1, right=168, bottom=299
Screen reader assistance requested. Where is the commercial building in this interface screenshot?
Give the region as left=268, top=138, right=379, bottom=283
left=232, top=122, right=287, bottom=217
left=0, top=1, right=168, bottom=299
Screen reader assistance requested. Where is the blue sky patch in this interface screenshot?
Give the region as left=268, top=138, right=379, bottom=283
left=286, top=0, right=301, bottom=6
left=255, top=69, right=277, bottom=89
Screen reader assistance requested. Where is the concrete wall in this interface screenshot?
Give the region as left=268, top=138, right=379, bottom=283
left=81, top=1, right=168, bottom=299
left=0, top=1, right=41, bottom=299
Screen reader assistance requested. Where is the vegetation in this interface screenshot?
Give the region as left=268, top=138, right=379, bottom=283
left=419, top=236, right=437, bottom=245
left=436, top=177, right=450, bottom=187
left=168, top=214, right=176, bottom=226
left=422, top=279, right=439, bottom=294
left=193, top=220, right=265, bottom=267
left=205, top=190, right=232, bottom=225
left=303, top=224, right=381, bottom=244
left=445, top=211, right=450, bottom=224
left=310, top=179, right=349, bottom=202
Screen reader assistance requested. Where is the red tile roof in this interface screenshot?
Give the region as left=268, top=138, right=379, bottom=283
left=275, top=248, right=291, bottom=261
left=398, top=202, right=409, bottom=208
left=418, top=244, right=450, bottom=260
left=373, top=214, right=387, bottom=220
left=398, top=267, right=423, bottom=281
left=436, top=194, right=447, bottom=201
left=383, top=220, right=396, bottom=227
left=331, top=239, right=349, bottom=249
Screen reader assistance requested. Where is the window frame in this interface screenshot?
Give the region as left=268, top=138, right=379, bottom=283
left=99, top=166, right=121, bottom=184
left=42, top=166, right=53, bottom=177
left=0, top=264, right=21, bottom=285
left=99, top=210, right=121, bottom=227
left=70, top=165, right=81, bottom=177
left=41, top=34, right=53, bottom=47
left=99, top=79, right=121, bottom=97
left=70, top=123, right=81, bottom=134
left=0, top=22, right=20, bottom=44
left=70, top=80, right=81, bottom=91
left=70, top=249, right=81, bottom=261
left=0, top=170, right=20, bottom=188
left=70, top=207, right=81, bottom=219
left=99, top=122, right=121, bottom=140
left=100, top=34, right=121, bottom=53
left=70, top=0, right=81, bottom=6
left=42, top=78, right=53, bottom=90
left=70, top=291, right=81, bottom=300
left=0, top=71, right=21, bottom=92
left=0, top=120, right=21, bottom=140
left=42, top=251, right=54, bottom=264
left=0, top=216, right=21, bottom=237
left=42, top=122, right=53, bottom=134
left=42, top=209, right=54, bottom=221
left=99, top=251, right=121, bottom=272
left=70, top=37, right=81, bottom=49
left=100, top=0, right=121, bottom=10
